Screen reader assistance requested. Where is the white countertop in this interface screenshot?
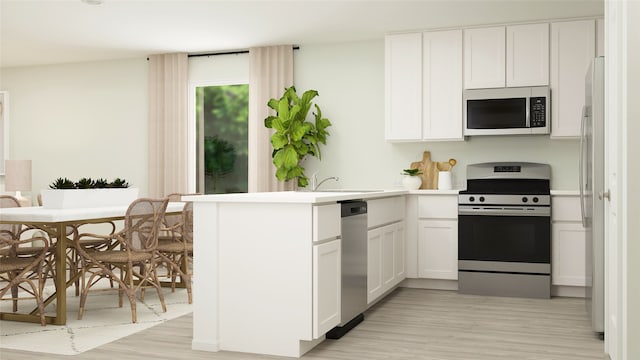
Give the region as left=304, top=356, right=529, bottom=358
left=0, top=202, right=185, bottom=223
left=181, top=189, right=577, bottom=205
left=182, top=190, right=408, bottom=204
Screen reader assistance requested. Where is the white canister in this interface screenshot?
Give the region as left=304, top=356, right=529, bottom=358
left=438, top=171, right=452, bottom=190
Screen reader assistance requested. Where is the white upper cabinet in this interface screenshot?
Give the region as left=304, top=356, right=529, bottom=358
left=506, top=23, right=549, bottom=87
left=423, top=30, right=463, bottom=141
left=464, top=26, right=506, bottom=89
left=385, top=33, right=422, bottom=141
left=385, top=30, right=464, bottom=142
left=550, top=20, right=596, bottom=138
left=596, top=18, right=605, bottom=57
left=464, top=24, right=549, bottom=89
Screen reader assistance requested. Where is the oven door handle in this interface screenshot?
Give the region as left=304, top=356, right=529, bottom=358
left=458, top=206, right=550, bottom=217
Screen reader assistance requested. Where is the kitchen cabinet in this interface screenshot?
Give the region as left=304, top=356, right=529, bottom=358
left=464, top=24, right=549, bottom=89
left=367, top=221, right=405, bottom=304
left=550, top=19, right=596, bottom=138
left=464, top=26, right=505, bottom=89
left=384, top=33, right=422, bottom=141
left=311, top=204, right=343, bottom=339
left=552, top=222, right=587, bottom=287
left=366, top=196, right=406, bottom=305
left=596, top=18, right=604, bottom=57
left=312, top=238, right=341, bottom=338
left=422, top=29, right=463, bottom=140
left=551, top=194, right=587, bottom=287
left=506, top=23, right=549, bottom=87
left=416, top=195, right=458, bottom=280
left=385, top=30, right=464, bottom=141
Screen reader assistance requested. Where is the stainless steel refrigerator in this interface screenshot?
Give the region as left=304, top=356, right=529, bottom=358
left=580, top=56, right=605, bottom=334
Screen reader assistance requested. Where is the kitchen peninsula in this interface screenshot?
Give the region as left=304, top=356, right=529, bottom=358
left=183, top=190, right=406, bottom=358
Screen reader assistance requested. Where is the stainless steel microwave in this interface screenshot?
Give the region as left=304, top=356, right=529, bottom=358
left=463, top=86, right=550, bottom=136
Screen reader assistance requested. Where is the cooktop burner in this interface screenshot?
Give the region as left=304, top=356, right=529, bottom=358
left=460, top=162, right=551, bottom=196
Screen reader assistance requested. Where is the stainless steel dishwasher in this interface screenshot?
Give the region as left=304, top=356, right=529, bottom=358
left=326, top=200, right=367, bottom=339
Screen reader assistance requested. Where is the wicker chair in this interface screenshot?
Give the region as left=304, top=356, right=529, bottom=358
left=36, top=193, right=117, bottom=296
left=1, top=195, right=52, bottom=326
left=75, top=197, right=169, bottom=323
left=157, top=201, right=193, bottom=304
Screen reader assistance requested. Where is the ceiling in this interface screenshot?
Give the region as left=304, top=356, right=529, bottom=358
left=0, top=0, right=603, bottom=68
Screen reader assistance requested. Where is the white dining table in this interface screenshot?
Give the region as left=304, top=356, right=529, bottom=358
left=0, top=202, right=184, bottom=325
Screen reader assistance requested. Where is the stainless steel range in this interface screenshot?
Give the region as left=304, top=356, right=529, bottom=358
left=458, top=162, right=551, bottom=299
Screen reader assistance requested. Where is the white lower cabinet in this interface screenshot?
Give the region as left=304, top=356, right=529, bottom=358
left=418, top=219, right=458, bottom=280
left=551, top=195, right=587, bottom=288
left=367, top=221, right=405, bottom=304
left=312, top=239, right=341, bottom=338
left=414, top=195, right=459, bottom=281
left=552, top=222, right=587, bottom=286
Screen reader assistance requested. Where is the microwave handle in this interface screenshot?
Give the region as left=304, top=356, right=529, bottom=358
left=525, top=96, right=530, bottom=128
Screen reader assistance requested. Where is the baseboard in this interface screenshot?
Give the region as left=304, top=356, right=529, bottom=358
left=552, top=285, right=586, bottom=298
left=400, top=278, right=458, bottom=291
left=192, top=339, right=220, bottom=352
left=400, top=279, right=585, bottom=298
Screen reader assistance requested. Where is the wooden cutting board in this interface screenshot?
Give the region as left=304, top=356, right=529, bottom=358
left=410, top=151, right=456, bottom=189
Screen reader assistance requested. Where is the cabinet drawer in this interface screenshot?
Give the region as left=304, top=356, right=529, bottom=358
left=552, top=196, right=582, bottom=222
left=368, top=196, right=406, bottom=228
left=418, top=195, right=457, bottom=219
left=313, top=204, right=341, bottom=242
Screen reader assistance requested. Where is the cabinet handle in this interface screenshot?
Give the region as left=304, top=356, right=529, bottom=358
left=598, top=190, right=611, bottom=201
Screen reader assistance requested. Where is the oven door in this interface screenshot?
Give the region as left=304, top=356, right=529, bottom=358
left=458, top=209, right=550, bottom=265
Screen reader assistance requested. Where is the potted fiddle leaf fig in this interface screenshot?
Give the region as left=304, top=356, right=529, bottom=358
left=264, top=86, right=331, bottom=188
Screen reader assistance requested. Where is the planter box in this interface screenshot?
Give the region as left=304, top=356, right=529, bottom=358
left=40, top=188, right=139, bottom=209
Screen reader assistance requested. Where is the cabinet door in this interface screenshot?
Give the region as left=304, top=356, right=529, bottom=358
left=385, top=33, right=422, bottom=141
left=552, top=222, right=587, bottom=286
left=423, top=30, right=463, bottom=140
left=313, top=239, right=341, bottom=338
left=464, top=27, right=505, bottom=89
left=367, top=227, right=383, bottom=303
left=506, top=23, right=549, bottom=87
left=418, top=219, right=458, bottom=280
left=394, top=222, right=406, bottom=282
left=550, top=20, right=596, bottom=138
left=381, top=224, right=396, bottom=291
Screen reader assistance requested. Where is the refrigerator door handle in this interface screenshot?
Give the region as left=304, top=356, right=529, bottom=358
left=579, top=105, right=588, bottom=228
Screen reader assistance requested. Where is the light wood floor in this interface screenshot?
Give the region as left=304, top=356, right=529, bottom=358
left=1, top=288, right=606, bottom=360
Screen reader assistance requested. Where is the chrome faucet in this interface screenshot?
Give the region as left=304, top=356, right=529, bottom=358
left=311, top=172, right=339, bottom=191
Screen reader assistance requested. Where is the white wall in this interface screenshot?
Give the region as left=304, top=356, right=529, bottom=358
left=0, top=58, right=148, bottom=201
left=294, top=40, right=581, bottom=191
left=0, top=39, right=584, bottom=202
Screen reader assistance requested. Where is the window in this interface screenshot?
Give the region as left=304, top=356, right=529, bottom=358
left=194, top=84, right=248, bottom=194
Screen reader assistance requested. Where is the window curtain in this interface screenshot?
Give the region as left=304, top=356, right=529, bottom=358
left=248, top=45, right=294, bottom=192
left=147, top=53, right=189, bottom=198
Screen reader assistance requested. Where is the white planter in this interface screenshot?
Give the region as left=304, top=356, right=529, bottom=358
left=402, top=176, right=422, bottom=190
left=40, top=188, right=139, bottom=209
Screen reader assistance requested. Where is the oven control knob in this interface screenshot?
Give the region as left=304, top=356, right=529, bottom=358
left=479, top=196, right=485, bottom=202
left=469, top=196, right=475, bottom=202
left=533, top=197, right=539, bottom=203
left=522, top=197, right=528, bottom=203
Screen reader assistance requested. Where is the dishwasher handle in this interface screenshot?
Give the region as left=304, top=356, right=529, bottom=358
left=340, top=200, right=367, bottom=217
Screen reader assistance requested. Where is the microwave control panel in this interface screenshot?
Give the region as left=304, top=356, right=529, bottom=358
left=530, top=97, right=546, bottom=127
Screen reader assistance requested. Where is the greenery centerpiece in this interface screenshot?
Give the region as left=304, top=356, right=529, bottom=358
left=41, top=177, right=138, bottom=209
left=264, top=86, right=331, bottom=188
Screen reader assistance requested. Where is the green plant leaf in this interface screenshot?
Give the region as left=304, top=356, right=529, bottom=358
left=271, top=117, right=286, bottom=132
left=264, top=115, right=278, bottom=128
left=301, top=89, right=318, bottom=105
left=270, top=132, right=289, bottom=149
left=267, top=98, right=279, bottom=110
left=277, top=98, right=290, bottom=120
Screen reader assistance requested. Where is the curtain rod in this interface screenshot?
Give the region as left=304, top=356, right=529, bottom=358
left=188, top=46, right=300, bottom=58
